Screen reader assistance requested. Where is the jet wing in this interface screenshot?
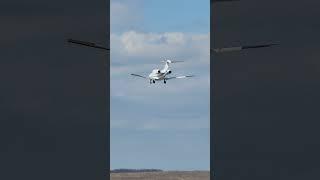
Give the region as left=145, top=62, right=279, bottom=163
left=165, top=75, right=194, bottom=80
left=131, top=74, right=147, bottom=79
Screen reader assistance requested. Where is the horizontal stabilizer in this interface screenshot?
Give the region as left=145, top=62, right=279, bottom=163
left=170, top=60, right=184, bottom=63
left=67, top=39, right=109, bottom=51
left=161, top=60, right=184, bottom=63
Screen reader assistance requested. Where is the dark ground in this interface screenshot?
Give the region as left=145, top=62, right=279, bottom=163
left=110, top=171, right=210, bottom=180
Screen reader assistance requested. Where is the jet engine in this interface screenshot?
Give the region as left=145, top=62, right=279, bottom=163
left=168, top=70, right=172, bottom=74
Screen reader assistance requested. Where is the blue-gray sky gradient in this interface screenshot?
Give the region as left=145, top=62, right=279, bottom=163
left=111, top=0, right=210, bottom=170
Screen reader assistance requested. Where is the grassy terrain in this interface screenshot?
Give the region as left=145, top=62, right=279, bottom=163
left=110, top=171, right=210, bottom=180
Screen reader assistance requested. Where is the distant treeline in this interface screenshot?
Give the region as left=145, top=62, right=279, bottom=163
left=111, top=169, right=163, bottom=173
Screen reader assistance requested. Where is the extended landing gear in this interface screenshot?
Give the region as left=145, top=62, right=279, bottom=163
left=164, top=80, right=166, bottom=84
left=149, top=79, right=157, bottom=84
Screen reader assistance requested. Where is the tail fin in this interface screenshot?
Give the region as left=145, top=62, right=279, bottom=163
left=163, top=60, right=170, bottom=72
left=161, top=59, right=184, bottom=72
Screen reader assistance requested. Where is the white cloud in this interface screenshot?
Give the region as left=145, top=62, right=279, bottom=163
left=111, top=31, right=209, bottom=61
left=119, top=31, right=187, bottom=55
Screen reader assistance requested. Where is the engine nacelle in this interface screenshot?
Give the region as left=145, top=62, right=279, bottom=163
left=168, top=70, right=172, bottom=74
left=152, top=69, right=161, bottom=74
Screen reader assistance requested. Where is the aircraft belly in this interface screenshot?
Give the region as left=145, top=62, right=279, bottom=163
left=150, top=73, right=165, bottom=80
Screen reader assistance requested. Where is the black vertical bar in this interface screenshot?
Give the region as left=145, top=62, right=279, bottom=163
left=0, top=0, right=109, bottom=179
left=210, top=0, right=214, bottom=179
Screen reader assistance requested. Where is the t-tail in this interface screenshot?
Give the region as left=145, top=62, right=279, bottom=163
left=160, top=59, right=183, bottom=73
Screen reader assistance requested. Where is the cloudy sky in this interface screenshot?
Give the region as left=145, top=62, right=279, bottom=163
left=110, top=0, right=210, bottom=170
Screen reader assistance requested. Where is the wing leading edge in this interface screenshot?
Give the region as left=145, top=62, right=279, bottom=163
left=131, top=74, right=147, bottom=79
left=165, top=75, right=194, bottom=80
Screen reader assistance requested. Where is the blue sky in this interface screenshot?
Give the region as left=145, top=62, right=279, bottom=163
left=143, top=0, right=209, bottom=33
left=110, top=0, right=210, bottom=171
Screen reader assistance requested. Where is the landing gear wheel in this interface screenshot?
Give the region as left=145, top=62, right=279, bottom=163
left=153, top=80, right=155, bottom=83
left=164, top=80, right=166, bottom=84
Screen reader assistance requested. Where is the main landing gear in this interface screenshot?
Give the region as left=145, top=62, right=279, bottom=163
left=150, top=80, right=163, bottom=84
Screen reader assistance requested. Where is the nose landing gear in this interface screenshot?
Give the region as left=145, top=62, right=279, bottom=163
left=164, top=80, right=166, bottom=84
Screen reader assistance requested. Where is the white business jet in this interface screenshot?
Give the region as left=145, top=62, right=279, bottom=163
left=131, top=60, right=193, bottom=84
